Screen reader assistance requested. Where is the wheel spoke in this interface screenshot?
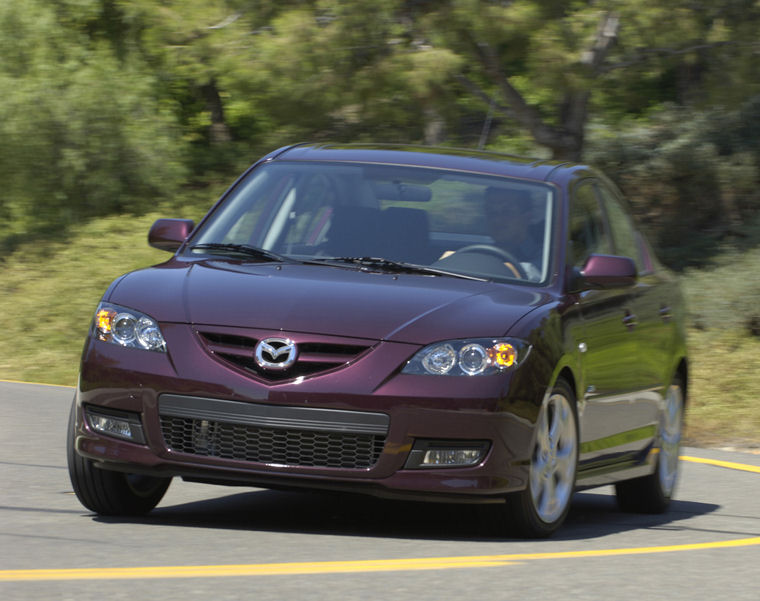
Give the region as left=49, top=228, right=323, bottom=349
left=530, top=468, right=543, bottom=503
left=541, top=474, right=557, bottom=516
left=554, top=449, right=573, bottom=481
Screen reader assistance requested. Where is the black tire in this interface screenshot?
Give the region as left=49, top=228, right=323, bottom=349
left=615, top=376, right=684, bottom=514
left=503, top=378, right=579, bottom=538
left=67, top=400, right=171, bottom=516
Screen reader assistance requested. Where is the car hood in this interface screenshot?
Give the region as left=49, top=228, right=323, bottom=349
left=109, top=260, right=550, bottom=344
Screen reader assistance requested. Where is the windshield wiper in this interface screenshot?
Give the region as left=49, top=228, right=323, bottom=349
left=308, top=256, right=488, bottom=281
left=189, top=243, right=294, bottom=263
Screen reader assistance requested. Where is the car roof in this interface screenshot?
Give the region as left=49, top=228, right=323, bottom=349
left=265, top=143, right=592, bottom=183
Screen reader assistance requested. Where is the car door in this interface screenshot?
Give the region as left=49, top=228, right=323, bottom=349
left=567, top=180, right=649, bottom=468
left=596, top=181, right=676, bottom=417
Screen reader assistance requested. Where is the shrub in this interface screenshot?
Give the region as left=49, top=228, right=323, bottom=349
left=587, top=100, right=760, bottom=270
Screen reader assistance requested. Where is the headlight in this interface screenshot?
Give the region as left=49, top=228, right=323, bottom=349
left=402, top=338, right=530, bottom=376
left=93, top=302, right=167, bottom=352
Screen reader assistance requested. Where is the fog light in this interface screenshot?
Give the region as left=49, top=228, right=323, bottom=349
left=85, top=407, right=146, bottom=444
left=404, top=440, right=490, bottom=469
left=423, top=448, right=484, bottom=466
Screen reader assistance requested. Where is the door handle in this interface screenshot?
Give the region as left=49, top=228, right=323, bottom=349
left=622, top=311, right=638, bottom=329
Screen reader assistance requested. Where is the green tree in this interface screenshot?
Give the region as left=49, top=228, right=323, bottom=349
left=2, top=0, right=759, bottom=261
left=406, top=0, right=760, bottom=159
left=0, top=0, right=185, bottom=244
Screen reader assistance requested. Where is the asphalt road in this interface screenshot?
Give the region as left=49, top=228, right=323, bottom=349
left=1, top=381, right=759, bottom=601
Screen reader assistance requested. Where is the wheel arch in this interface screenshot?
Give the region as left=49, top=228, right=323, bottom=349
left=555, top=366, right=578, bottom=403
left=541, top=350, right=581, bottom=409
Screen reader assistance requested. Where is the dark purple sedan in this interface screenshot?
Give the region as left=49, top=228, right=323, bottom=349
left=67, top=144, right=688, bottom=537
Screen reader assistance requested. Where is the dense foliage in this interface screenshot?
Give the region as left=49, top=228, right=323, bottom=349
left=1, top=0, right=759, bottom=266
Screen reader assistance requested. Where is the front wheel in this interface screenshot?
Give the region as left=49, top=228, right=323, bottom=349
left=616, top=377, right=684, bottom=513
left=67, top=401, right=171, bottom=516
left=504, top=379, right=579, bottom=538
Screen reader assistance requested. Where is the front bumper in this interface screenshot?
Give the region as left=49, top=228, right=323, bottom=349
left=73, top=328, right=543, bottom=503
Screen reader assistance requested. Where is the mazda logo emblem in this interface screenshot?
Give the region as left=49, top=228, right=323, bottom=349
left=254, top=337, right=298, bottom=371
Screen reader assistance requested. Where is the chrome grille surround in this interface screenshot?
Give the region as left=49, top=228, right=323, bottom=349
left=158, top=395, right=389, bottom=470
left=196, top=328, right=372, bottom=381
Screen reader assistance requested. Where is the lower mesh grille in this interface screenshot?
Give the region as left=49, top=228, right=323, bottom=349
left=160, top=415, right=386, bottom=469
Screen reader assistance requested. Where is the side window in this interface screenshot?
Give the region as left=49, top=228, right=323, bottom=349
left=595, top=183, right=644, bottom=272
left=567, top=181, right=612, bottom=267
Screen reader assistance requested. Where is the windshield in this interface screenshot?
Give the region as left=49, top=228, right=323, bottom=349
left=189, top=161, right=556, bottom=284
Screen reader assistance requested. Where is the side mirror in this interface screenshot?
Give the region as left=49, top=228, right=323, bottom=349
left=571, top=254, right=637, bottom=291
left=148, top=219, right=195, bottom=252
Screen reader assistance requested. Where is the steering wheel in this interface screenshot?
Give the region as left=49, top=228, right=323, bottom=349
left=456, top=244, right=528, bottom=279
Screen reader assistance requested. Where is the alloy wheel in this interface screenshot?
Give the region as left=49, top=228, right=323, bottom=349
left=530, top=392, right=578, bottom=524
left=658, top=383, right=684, bottom=498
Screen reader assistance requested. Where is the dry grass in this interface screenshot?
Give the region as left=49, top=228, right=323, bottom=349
left=683, top=330, right=760, bottom=450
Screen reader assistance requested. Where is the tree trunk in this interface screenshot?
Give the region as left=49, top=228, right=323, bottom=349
left=201, top=80, right=232, bottom=144
left=423, top=105, right=446, bottom=145
left=460, top=12, right=618, bottom=162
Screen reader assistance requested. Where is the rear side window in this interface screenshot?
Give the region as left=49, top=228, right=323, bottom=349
left=595, top=183, right=645, bottom=272
left=567, top=181, right=611, bottom=267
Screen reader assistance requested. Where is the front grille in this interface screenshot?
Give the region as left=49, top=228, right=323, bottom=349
left=197, top=330, right=372, bottom=381
left=158, top=395, right=389, bottom=470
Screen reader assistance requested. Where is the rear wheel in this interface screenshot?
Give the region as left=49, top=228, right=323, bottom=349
left=67, top=401, right=171, bottom=516
left=615, top=377, right=684, bottom=513
left=505, top=379, right=578, bottom=538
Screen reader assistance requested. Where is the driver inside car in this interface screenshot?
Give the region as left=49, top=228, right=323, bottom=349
left=482, top=186, right=542, bottom=280
left=439, top=187, right=542, bottom=280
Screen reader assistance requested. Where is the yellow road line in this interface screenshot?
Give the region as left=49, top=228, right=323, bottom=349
left=2, top=537, right=760, bottom=582
left=681, top=455, right=760, bottom=474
